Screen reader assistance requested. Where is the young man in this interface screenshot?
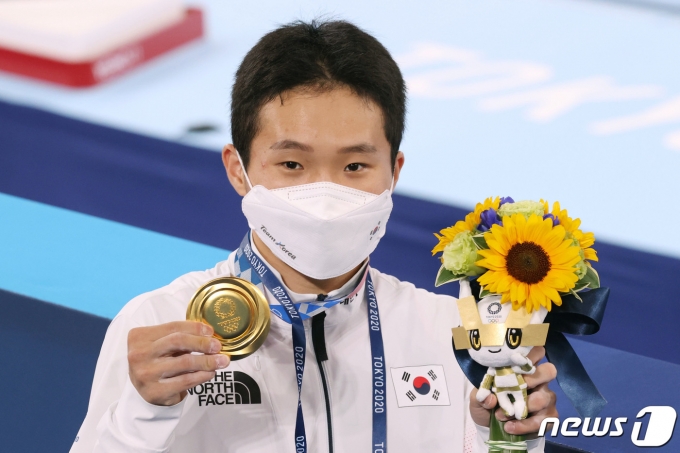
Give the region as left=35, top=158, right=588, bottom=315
left=72, top=20, right=557, bottom=453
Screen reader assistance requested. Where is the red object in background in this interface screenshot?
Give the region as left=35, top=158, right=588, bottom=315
left=0, top=8, right=203, bottom=88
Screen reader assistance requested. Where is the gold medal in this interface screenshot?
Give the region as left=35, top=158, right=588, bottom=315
left=186, top=277, right=270, bottom=360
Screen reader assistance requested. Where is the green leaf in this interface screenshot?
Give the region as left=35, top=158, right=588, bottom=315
left=472, top=234, right=488, bottom=250
left=479, top=286, right=492, bottom=298
left=572, top=280, right=590, bottom=292
left=585, top=264, right=601, bottom=289
left=573, top=263, right=600, bottom=292
left=569, top=288, right=584, bottom=303
left=434, top=265, right=466, bottom=287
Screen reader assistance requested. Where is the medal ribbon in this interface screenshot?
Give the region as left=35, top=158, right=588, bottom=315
left=234, top=234, right=367, bottom=323
left=235, top=232, right=387, bottom=453
left=366, top=273, right=387, bottom=453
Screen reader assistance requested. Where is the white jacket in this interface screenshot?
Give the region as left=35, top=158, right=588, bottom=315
left=71, top=245, right=545, bottom=453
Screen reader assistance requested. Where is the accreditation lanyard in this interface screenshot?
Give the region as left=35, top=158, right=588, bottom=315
left=236, top=232, right=388, bottom=453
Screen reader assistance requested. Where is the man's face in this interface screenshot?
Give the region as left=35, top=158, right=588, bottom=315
left=224, top=86, right=404, bottom=196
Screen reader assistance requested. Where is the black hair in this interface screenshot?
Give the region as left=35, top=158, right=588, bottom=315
left=231, top=19, right=406, bottom=169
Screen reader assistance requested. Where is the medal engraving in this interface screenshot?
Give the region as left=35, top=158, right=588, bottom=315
left=211, top=297, right=243, bottom=335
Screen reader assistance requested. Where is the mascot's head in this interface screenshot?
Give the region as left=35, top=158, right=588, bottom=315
left=452, top=280, right=550, bottom=367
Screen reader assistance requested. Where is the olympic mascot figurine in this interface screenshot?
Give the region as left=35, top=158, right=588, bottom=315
left=453, top=280, right=549, bottom=421
left=432, top=197, right=610, bottom=453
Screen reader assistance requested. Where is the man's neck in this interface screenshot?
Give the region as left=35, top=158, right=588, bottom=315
left=252, top=231, right=364, bottom=295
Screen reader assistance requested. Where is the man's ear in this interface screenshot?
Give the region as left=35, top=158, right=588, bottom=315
left=222, top=144, right=249, bottom=196
left=391, top=151, right=405, bottom=190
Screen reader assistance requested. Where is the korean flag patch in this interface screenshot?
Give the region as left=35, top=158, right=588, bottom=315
left=390, top=365, right=450, bottom=407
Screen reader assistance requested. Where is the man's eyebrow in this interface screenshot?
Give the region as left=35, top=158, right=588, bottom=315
left=269, top=140, right=377, bottom=154
left=270, top=140, right=313, bottom=152
left=339, top=143, right=377, bottom=154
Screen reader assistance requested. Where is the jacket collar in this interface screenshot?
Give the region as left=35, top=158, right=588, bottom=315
left=226, top=238, right=369, bottom=334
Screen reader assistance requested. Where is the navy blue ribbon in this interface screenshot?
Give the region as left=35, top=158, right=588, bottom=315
left=237, top=233, right=308, bottom=452
left=366, top=274, right=388, bottom=453
left=453, top=285, right=610, bottom=418
left=237, top=233, right=388, bottom=452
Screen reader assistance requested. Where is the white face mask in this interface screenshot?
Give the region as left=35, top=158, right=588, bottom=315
left=237, top=152, right=394, bottom=280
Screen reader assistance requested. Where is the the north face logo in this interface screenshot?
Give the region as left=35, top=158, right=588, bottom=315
left=188, top=371, right=261, bottom=406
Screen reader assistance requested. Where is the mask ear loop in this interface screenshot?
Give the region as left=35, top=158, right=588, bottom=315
left=389, top=166, right=396, bottom=194
left=235, top=149, right=254, bottom=190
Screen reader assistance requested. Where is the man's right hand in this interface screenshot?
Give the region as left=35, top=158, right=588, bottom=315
left=128, top=321, right=230, bottom=406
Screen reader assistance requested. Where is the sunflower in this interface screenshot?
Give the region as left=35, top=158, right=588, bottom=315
left=432, top=196, right=501, bottom=255
left=548, top=202, right=598, bottom=262
left=475, top=213, right=582, bottom=312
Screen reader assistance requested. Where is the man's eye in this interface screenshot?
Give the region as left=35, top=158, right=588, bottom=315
left=283, top=161, right=302, bottom=170
left=345, top=163, right=363, bottom=172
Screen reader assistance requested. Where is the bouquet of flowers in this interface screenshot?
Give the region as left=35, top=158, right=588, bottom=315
left=432, top=196, right=600, bottom=311
left=432, top=197, right=607, bottom=453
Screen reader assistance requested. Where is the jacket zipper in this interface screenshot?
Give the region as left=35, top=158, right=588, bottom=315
left=311, top=312, right=333, bottom=453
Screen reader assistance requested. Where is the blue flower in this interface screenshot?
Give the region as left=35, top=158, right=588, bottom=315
left=478, top=208, right=501, bottom=232
left=543, top=213, right=560, bottom=226
left=499, top=196, right=515, bottom=206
